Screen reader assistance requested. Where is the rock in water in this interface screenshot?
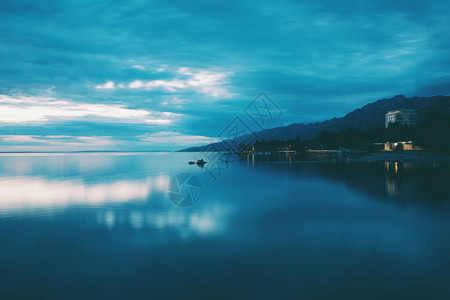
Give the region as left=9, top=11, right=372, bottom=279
left=196, top=159, right=207, bottom=166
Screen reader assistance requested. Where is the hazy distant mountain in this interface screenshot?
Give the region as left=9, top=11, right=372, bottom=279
left=180, top=95, right=450, bottom=152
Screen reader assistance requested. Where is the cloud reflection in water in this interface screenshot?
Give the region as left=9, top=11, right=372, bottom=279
left=0, top=175, right=169, bottom=212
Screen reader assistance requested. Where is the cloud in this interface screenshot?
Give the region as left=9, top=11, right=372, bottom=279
left=97, top=68, right=234, bottom=98
left=1, top=135, right=38, bottom=143
left=139, top=131, right=218, bottom=146
left=0, top=132, right=217, bottom=151
left=95, top=81, right=115, bottom=89
left=131, top=65, right=146, bottom=70
left=0, top=135, right=118, bottom=151
left=177, top=67, right=192, bottom=75
left=0, top=94, right=179, bottom=125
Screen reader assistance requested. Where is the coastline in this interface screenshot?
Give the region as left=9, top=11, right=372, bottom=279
left=240, top=150, right=450, bottom=165
left=349, top=151, right=450, bottom=164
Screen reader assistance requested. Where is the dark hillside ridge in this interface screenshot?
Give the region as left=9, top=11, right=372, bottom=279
left=180, top=95, right=450, bottom=152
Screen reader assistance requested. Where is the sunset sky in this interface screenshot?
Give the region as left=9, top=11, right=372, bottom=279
left=1, top=0, right=449, bottom=151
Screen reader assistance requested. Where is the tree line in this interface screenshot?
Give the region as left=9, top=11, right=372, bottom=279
left=244, top=113, right=450, bottom=153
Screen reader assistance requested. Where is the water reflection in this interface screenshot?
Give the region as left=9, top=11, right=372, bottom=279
left=96, top=209, right=223, bottom=236
left=271, top=160, right=449, bottom=205
left=0, top=153, right=449, bottom=299
left=0, top=175, right=169, bottom=212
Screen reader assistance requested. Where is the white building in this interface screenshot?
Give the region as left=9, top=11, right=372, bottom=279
left=385, top=109, right=417, bottom=128
left=384, top=141, right=416, bottom=151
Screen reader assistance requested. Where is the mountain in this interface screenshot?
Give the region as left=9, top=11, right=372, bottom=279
left=180, top=95, right=450, bottom=151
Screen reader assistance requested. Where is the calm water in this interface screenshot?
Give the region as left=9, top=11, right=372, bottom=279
left=0, top=152, right=449, bottom=299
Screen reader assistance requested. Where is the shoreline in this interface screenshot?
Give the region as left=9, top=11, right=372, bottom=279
left=240, top=150, right=450, bottom=165
left=349, top=151, right=450, bottom=164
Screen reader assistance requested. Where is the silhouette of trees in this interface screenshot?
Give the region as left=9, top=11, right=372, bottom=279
left=415, top=114, right=450, bottom=151
left=384, top=122, right=414, bottom=142
left=249, top=115, right=450, bottom=153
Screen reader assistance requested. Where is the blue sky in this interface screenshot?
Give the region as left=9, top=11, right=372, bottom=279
left=1, top=0, right=449, bottom=151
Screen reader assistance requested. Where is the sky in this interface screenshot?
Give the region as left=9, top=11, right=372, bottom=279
left=1, top=0, right=449, bottom=151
